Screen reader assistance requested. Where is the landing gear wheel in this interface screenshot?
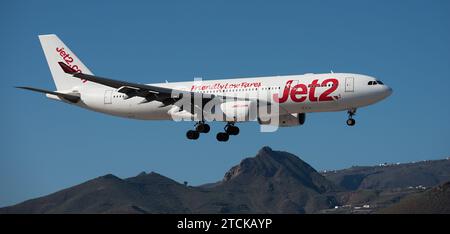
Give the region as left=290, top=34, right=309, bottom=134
left=195, top=122, right=210, bottom=133
left=203, top=124, right=210, bottom=133
left=225, top=125, right=239, bottom=135
left=216, top=132, right=229, bottom=142
left=346, top=109, right=356, bottom=126
left=186, top=130, right=200, bottom=140
left=346, top=118, right=356, bottom=126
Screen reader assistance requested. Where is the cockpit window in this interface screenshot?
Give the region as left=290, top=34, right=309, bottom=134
left=368, top=80, right=385, bottom=85
left=368, top=80, right=386, bottom=86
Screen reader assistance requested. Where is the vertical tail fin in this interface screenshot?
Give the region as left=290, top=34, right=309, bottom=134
left=38, top=34, right=97, bottom=90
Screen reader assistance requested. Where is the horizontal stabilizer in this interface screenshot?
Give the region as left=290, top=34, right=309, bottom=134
left=16, top=86, right=80, bottom=103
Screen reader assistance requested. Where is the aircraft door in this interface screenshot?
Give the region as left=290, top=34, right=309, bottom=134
left=345, top=77, right=354, bottom=92
left=104, top=90, right=113, bottom=104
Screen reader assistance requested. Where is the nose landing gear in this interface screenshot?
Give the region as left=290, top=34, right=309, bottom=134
left=346, top=109, right=356, bottom=126
left=346, top=118, right=356, bottom=126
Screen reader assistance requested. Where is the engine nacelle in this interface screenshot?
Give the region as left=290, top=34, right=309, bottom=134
left=258, top=113, right=306, bottom=127
left=219, top=101, right=257, bottom=122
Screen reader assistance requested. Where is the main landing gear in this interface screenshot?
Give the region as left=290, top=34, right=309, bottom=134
left=216, top=122, right=240, bottom=142
left=346, top=109, right=356, bottom=126
left=186, top=121, right=210, bottom=140
left=186, top=122, right=240, bottom=142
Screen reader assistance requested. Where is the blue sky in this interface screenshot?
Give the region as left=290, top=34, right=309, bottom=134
left=1, top=0, right=450, bottom=207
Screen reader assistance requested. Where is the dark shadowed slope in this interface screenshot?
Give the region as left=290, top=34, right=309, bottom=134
left=379, top=181, right=450, bottom=214
left=0, top=173, right=197, bottom=213
left=0, top=147, right=337, bottom=214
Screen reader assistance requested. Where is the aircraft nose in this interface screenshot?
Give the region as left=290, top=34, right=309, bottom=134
left=382, top=86, right=393, bottom=99
left=386, top=86, right=393, bottom=96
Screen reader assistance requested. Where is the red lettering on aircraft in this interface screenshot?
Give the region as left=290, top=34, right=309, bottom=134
left=273, top=79, right=339, bottom=103
left=56, top=47, right=87, bottom=83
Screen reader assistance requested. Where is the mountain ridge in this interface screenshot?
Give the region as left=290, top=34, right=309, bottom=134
left=1, top=147, right=449, bottom=214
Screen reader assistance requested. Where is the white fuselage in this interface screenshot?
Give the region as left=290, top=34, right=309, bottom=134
left=54, top=73, right=391, bottom=122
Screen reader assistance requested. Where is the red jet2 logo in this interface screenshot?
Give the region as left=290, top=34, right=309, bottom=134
left=56, top=47, right=87, bottom=83
left=273, top=79, right=340, bottom=103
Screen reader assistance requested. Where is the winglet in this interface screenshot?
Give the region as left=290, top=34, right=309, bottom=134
left=58, top=62, right=78, bottom=74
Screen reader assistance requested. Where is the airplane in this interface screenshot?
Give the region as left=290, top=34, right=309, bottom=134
left=18, top=34, right=392, bottom=142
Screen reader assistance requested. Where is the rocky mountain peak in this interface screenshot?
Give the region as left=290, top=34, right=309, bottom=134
left=222, top=147, right=335, bottom=193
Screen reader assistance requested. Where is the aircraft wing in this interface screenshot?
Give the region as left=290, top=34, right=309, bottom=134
left=58, top=62, right=283, bottom=115
left=58, top=62, right=224, bottom=116
left=58, top=62, right=186, bottom=103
